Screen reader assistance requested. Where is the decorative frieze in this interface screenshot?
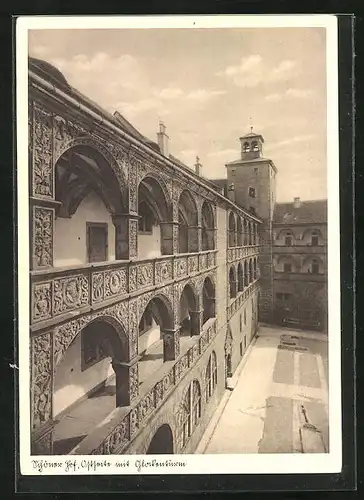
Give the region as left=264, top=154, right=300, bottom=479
left=155, top=259, right=173, bottom=284
left=33, top=282, right=52, bottom=323
left=188, top=255, right=199, bottom=274
left=92, top=267, right=127, bottom=304
left=174, top=257, right=188, bottom=278
left=53, top=274, right=89, bottom=316
left=136, top=262, right=154, bottom=289
left=33, top=206, right=54, bottom=269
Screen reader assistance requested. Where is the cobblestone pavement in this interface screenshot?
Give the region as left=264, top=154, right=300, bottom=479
left=198, top=325, right=329, bottom=454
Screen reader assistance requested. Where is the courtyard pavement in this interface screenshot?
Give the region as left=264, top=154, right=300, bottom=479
left=197, top=325, right=329, bottom=454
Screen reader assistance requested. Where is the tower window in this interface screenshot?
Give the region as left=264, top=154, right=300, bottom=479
left=311, top=259, right=319, bottom=274
left=284, top=234, right=292, bottom=246
left=283, top=262, right=292, bottom=273
left=249, top=187, right=256, bottom=198
left=252, top=141, right=259, bottom=152
left=243, top=141, right=250, bottom=152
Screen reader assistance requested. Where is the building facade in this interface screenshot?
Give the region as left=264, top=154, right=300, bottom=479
left=28, top=58, right=261, bottom=456
left=272, top=198, right=328, bottom=330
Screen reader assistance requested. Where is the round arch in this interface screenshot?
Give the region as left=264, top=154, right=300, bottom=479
left=138, top=173, right=172, bottom=222
left=146, top=423, right=174, bottom=454
left=201, top=200, right=215, bottom=251
left=229, top=212, right=237, bottom=247
left=138, top=294, right=175, bottom=331
left=55, top=137, right=127, bottom=216
left=237, top=217, right=243, bottom=246
left=237, top=262, right=244, bottom=291
left=202, top=275, right=216, bottom=323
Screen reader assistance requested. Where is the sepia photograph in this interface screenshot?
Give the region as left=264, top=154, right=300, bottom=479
left=17, top=15, right=342, bottom=476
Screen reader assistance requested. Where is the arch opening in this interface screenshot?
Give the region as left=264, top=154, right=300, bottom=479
left=203, top=276, right=216, bottom=324
left=201, top=200, right=215, bottom=251
left=146, top=424, right=174, bottom=454
left=229, top=266, right=237, bottom=299
left=178, top=190, right=198, bottom=254
left=228, top=212, right=237, bottom=248
left=179, top=284, right=199, bottom=337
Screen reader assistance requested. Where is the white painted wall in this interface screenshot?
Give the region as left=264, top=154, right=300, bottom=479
left=138, top=224, right=161, bottom=260
left=53, top=333, right=114, bottom=417
left=54, top=190, right=115, bottom=267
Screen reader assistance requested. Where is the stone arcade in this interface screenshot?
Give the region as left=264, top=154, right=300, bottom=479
left=28, top=57, right=326, bottom=456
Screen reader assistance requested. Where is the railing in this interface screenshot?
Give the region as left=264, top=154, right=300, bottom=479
left=274, top=271, right=326, bottom=282
left=273, top=245, right=327, bottom=255
left=31, top=250, right=217, bottom=327
left=227, top=245, right=260, bottom=263
left=227, top=279, right=260, bottom=320
left=70, top=318, right=218, bottom=455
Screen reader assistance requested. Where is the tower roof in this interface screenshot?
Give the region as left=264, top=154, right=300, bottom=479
left=239, top=131, right=265, bottom=142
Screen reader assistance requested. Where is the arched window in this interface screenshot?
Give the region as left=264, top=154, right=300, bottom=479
left=252, top=141, right=259, bottom=152
left=249, top=259, right=253, bottom=283
left=178, top=190, right=198, bottom=254
left=205, top=351, right=218, bottom=402
left=202, top=201, right=215, bottom=251
left=311, top=231, right=319, bottom=246
left=243, top=141, right=250, bottom=152
left=237, top=217, right=243, bottom=246
left=178, top=380, right=202, bottom=450
left=248, top=222, right=253, bottom=245
left=244, top=260, right=248, bottom=287
left=228, top=212, right=237, bottom=247
left=203, top=277, right=216, bottom=323
left=285, top=232, right=293, bottom=246
left=311, top=259, right=319, bottom=274
left=243, top=219, right=248, bottom=246
left=229, top=266, right=237, bottom=299
left=253, top=259, right=257, bottom=280
left=238, top=262, right=244, bottom=291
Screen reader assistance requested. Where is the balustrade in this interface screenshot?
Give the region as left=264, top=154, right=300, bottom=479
left=227, top=279, right=260, bottom=320
left=31, top=250, right=217, bottom=327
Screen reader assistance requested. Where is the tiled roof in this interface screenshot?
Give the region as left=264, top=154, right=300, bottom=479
left=239, top=131, right=265, bottom=142
left=273, top=199, right=327, bottom=224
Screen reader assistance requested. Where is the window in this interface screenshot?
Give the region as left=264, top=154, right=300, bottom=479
left=252, top=141, right=259, bottom=151
left=249, top=206, right=256, bottom=215
left=311, top=232, right=319, bottom=246
left=240, top=314, right=242, bottom=332
left=243, top=141, right=250, bottom=152
left=205, top=352, right=218, bottom=402
left=284, top=234, right=292, bottom=246
left=311, top=259, right=320, bottom=274
left=244, top=308, right=247, bottom=325
left=244, top=335, right=247, bottom=349
left=283, top=262, right=292, bottom=273
left=277, top=292, right=291, bottom=301
left=178, top=380, right=202, bottom=450
left=138, top=202, right=153, bottom=233
left=87, top=222, right=108, bottom=263
left=249, top=187, right=256, bottom=198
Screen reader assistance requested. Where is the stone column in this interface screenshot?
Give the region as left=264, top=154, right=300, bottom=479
left=112, top=359, right=139, bottom=407
left=113, top=213, right=139, bottom=260
left=162, top=327, right=180, bottom=361
left=190, top=309, right=204, bottom=335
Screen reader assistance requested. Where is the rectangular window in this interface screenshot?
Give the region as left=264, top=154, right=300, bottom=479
left=244, top=335, right=247, bottom=349
left=249, top=206, right=256, bottom=215
left=87, top=222, right=108, bottom=263
left=283, top=263, right=292, bottom=273
left=240, top=314, right=242, bottom=332
left=249, top=187, right=256, bottom=198
left=312, top=262, right=319, bottom=274
left=240, top=341, right=243, bottom=357
left=311, top=235, right=319, bottom=246
left=244, top=308, right=246, bottom=325
left=285, top=236, right=292, bottom=246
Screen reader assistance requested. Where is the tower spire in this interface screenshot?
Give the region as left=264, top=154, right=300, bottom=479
left=249, top=116, right=253, bottom=133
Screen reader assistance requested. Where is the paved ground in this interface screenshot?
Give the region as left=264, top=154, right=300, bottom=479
left=198, top=325, right=329, bottom=454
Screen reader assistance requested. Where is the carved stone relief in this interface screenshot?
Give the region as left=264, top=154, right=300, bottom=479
left=129, top=219, right=138, bottom=259
left=31, top=332, right=52, bottom=430
left=128, top=298, right=138, bottom=359
left=53, top=274, right=89, bottom=316
left=137, top=263, right=154, bottom=289
left=33, top=206, right=53, bottom=268
left=33, top=104, right=53, bottom=198
left=155, top=259, right=173, bottom=284
left=33, top=282, right=52, bottom=323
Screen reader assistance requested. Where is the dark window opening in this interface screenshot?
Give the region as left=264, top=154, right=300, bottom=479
left=283, top=263, right=292, bottom=273
left=311, top=260, right=319, bottom=274
left=249, top=187, right=256, bottom=198
left=249, top=206, right=256, bottom=215
left=285, top=235, right=292, bottom=246
left=87, top=222, right=108, bottom=263
left=311, top=233, right=319, bottom=246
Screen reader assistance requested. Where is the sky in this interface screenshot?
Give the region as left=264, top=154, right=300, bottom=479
left=28, top=27, right=327, bottom=202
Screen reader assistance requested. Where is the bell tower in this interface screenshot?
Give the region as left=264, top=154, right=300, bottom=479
left=225, top=128, right=277, bottom=323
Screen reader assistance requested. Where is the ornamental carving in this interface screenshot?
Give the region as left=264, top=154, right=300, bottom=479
left=105, top=269, right=127, bottom=298
left=188, top=255, right=198, bottom=275
left=162, top=370, right=175, bottom=395
left=103, top=140, right=129, bottom=183
left=129, top=219, right=138, bottom=258
left=104, top=416, right=129, bottom=454
left=139, top=389, right=154, bottom=421
left=91, top=272, right=104, bottom=303
left=31, top=333, right=52, bottom=430
left=174, top=257, right=188, bottom=278
left=128, top=299, right=138, bottom=359
left=53, top=114, right=85, bottom=160
left=137, top=263, right=153, bottom=289
left=33, top=207, right=53, bottom=268
left=175, top=353, right=188, bottom=382
left=33, top=104, right=53, bottom=198
left=155, top=380, right=164, bottom=407
left=130, top=407, right=139, bottom=436
left=53, top=274, right=89, bottom=316
left=200, top=253, right=208, bottom=270
left=129, top=266, right=137, bottom=293
left=128, top=167, right=138, bottom=212
left=208, top=252, right=215, bottom=268
left=155, top=259, right=173, bottom=284
left=33, top=282, right=52, bottom=322
left=130, top=363, right=139, bottom=401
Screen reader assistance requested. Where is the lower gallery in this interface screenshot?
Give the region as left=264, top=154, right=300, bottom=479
left=28, top=57, right=327, bottom=456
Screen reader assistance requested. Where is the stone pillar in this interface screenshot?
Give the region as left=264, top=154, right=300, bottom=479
left=112, top=359, right=139, bottom=407
left=190, top=309, right=204, bottom=335
left=113, top=213, right=139, bottom=260
left=31, top=202, right=58, bottom=270
left=162, top=327, right=180, bottom=361
left=30, top=331, right=54, bottom=455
